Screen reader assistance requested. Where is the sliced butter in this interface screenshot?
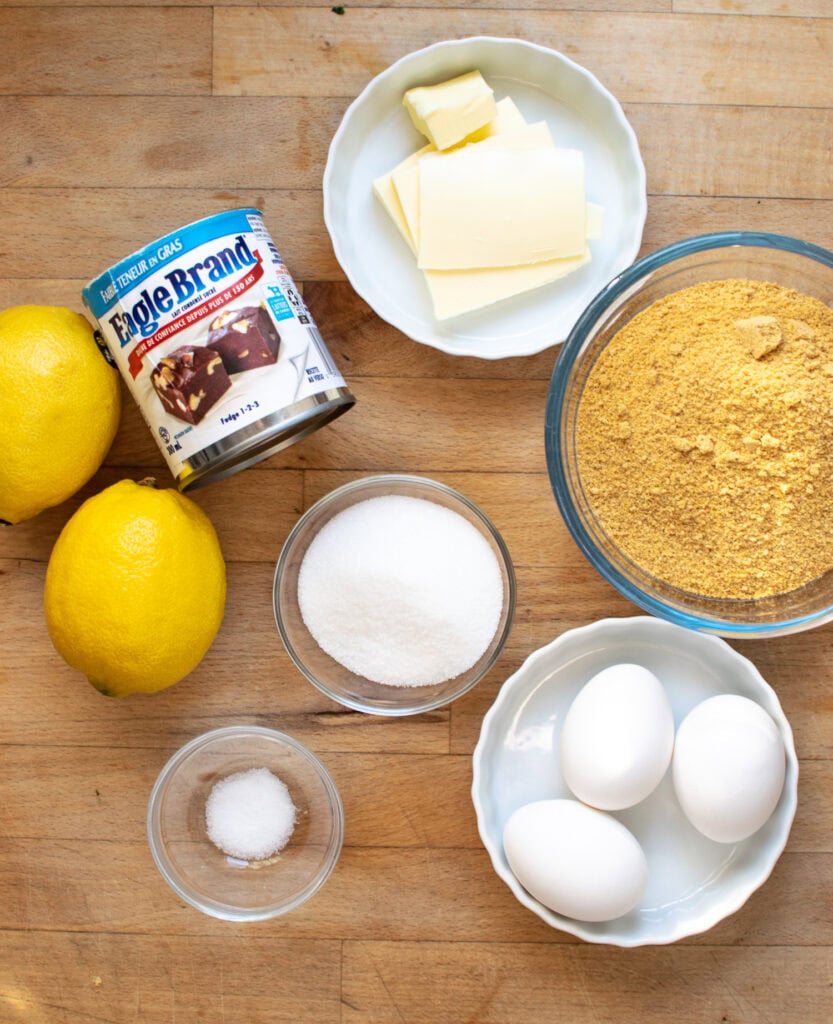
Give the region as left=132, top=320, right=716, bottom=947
left=418, top=144, right=586, bottom=270
left=424, top=206, right=600, bottom=320
left=372, top=98, right=528, bottom=254
left=372, top=145, right=430, bottom=255
left=394, top=120, right=554, bottom=250
left=424, top=248, right=591, bottom=321
left=373, top=78, right=600, bottom=320
left=403, top=70, right=496, bottom=151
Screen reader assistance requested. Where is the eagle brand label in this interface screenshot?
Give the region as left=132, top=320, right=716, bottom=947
left=83, top=210, right=353, bottom=489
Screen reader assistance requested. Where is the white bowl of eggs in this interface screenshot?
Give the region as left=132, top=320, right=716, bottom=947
left=472, top=616, right=798, bottom=946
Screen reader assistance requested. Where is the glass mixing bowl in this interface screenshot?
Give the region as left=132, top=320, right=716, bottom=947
left=273, top=474, right=516, bottom=715
left=147, top=726, right=343, bottom=920
left=545, top=231, right=833, bottom=637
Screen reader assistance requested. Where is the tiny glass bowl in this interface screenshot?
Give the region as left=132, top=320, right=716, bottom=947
left=273, top=474, right=516, bottom=716
left=545, top=231, right=833, bottom=637
left=147, top=726, right=344, bottom=921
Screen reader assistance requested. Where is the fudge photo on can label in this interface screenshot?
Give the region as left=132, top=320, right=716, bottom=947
left=207, top=304, right=281, bottom=373
left=151, top=346, right=232, bottom=425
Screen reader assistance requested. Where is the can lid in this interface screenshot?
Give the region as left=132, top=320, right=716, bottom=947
left=82, top=208, right=264, bottom=318
left=179, top=389, right=356, bottom=492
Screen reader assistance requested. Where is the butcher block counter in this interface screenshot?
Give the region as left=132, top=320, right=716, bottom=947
left=1, top=2, right=832, bottom=1022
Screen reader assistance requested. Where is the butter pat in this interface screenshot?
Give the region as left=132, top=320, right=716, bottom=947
left=403, top=71, right=496, bottom=151
left=455, top=92, right=526, bottom=145
left=418, top=145, right=586, bottom=269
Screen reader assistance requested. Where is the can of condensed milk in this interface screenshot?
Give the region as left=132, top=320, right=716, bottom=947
left=83, top=209, right=355, bottom=490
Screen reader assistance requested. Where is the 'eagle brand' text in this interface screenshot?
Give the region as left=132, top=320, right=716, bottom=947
left=107, top=235, right=257, bottom=344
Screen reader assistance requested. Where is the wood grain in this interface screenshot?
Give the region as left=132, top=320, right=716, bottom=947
left=2, top=0, right=675, bottom=8
left=342, top=942, right=833, bottom=1023
left=678, top=1, right=832, bottom=15
left=2, top=2, right=833, bottom=1022
left=213, top=9, right=833, bottom=107
left=0, top=8, right=211, bottom=95
left=0, top=933, right=342, bottom=1023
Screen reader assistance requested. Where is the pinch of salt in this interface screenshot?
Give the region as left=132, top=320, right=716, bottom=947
left=205, top=767, right=297, bottom=861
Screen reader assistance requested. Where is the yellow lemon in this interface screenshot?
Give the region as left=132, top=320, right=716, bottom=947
left=44, top=478, right=226, bottom=697
left=0, top=305, right=121, bottom=524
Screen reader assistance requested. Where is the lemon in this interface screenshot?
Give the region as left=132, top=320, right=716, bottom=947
left=44, top=478, right=226, bottom=697
left=0, top=305, right=121, bottom=524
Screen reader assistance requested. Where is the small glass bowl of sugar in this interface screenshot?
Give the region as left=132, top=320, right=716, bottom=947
left=273, top=474, right=516, bottom=715
left=147, top=726, right=343, bottom=920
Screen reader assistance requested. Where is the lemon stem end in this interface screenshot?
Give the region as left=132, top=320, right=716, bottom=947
left=87, top=677, right=122, bottom=698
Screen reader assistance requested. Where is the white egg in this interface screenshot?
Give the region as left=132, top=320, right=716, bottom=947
left=503, top=799, right=648, bottom=922
left=672, top=694, right=786, bottom=844
left=560, top=663, right=675, bottom=810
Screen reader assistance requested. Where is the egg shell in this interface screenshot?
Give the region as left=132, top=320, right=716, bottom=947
left=672, top=694, right=786, bottom=844
left=502, top=798, right=648, bottom=922
left=560, top=663, right=675, bottom=810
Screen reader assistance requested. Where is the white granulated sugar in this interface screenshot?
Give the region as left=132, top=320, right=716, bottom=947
left=297, top=494, right=504, bottom=686
left=205, top=767, right=296, bottom=861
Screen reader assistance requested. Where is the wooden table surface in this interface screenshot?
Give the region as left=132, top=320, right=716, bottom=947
left=2, top=2, right=833, bottom=1022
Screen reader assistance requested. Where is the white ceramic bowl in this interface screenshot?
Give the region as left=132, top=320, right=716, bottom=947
left=324, top=36, right=646, bottom=359
left=472, top=616, right=798, bottom=946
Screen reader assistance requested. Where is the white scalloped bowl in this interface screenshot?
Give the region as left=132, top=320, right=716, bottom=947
left=472, top=616, right=798, bottom=946
left=324, top=36, right=646, bottom=359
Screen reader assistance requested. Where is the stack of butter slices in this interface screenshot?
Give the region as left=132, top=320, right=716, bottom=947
left=373, top=71, right=603, bottom=321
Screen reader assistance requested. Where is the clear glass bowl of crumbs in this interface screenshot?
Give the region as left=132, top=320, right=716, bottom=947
left=147, top=726, right=344, bottom=920
left=545, top=231, right=833, bottom=637
left=273, top=474, right=516, bottom=715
